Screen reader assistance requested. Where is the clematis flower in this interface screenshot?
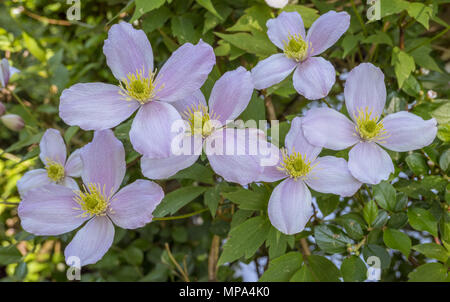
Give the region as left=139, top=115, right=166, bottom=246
left=59, top=22, right=215, bottom=158
left=251, top=10, right=350, bottom=100
left=141, top=67, right=277, bottom=186
left=17, top=128, right=82, bottom=195
left=261, top=117, right=361, bottom=235
left=265, top=0, right=289, bottom=9
left=302, top=63, right=437, bottom=185
left=0, top=58, right=20, bottom=88
left=18, top=130, right=164, bottom=266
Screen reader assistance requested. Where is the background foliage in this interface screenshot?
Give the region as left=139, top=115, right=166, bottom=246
left=0, top=0, right=449, bottom=282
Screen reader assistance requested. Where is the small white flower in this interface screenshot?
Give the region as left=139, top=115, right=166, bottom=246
left=265, top=0, right=289, bottom=9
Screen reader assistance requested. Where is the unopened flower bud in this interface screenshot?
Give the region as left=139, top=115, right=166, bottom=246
left=420, top=67, right=430, bottom=76
left=0, top=102, right=5, bottom=115
left=426, top=90, right=437, bottom=99
left=1, top=114, right=24, bottom=131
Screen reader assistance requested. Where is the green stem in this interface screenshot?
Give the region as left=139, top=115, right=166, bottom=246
left=11, top=91, right=42, bottom=128
left=350, top=0, right=367, bottom=36
left=322, top=98, right=332, bottom=108
left=407, top=26, right=450, bottom=53
left=153, top=208, right=209, bottom=221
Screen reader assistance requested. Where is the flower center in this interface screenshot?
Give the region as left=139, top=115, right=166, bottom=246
left=278, top=149, right=315, bottom=180
left=74, top=183, right=110, bottom=217
left=45, top=160, right=65, bottom=182
left=182, top=104, right=219, bottom=137
left=119, top=68, right=158, bottom=104
left=283, top=34, right=310, bottom=62
left=354, top=107, right=387, bottom=142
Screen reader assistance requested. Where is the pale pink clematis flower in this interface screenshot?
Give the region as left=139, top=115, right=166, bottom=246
left=251, top=10, right=350, bottom=100
left=302, top=63, right=437, bottom=185
left=18, top=130, right=164, bottom=266
left=261, top=117, right=361, bottom=235
left=17, top=128, right=82, bottom=195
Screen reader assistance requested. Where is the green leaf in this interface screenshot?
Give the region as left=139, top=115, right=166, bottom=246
left=341, top=33, right=362, bottom=58
left=142, top=6, right=172, bottom=33
left=153, top=186, right=206, bottom=217
left=407, top=207, right=438, bottom=237
left=431, top=102, right=450, bottom=125
left=63, top=126, right=79, bottom=145
left=316, top=195, right=339, bottom=217
left=392, top=47, right=415, bottom=88
left=227, top=4, right=272, bottom=32
left=341, top=256, right=367, bottom=282
left=171, top=16, right=198, bottom=43
left=196, top=0, right=222, bottom=20
left=363, top=200, right=379, bottom=226
left=373, top=181, right=396, bottom=211
left=314, top=225, right=353, bottom=254
left=412, top=243, right=449, bottom=263
left=362, top=244, right=391, bottom=269
left=169, top=163, right=214, bottom=184
left=406, top=2, right=433, bottom=29
left=131, top=0, right=166, bottom=22
left=259, top=252, right=303, bottom=282
left=372, top=210, right=389, bottom=228
left=405, top=153, right=428, bottom=175
left=218, top=216, right=270, bottom=265
left=22, top=32, right=46, bottom=62
left=0, top=246, right=22, bottom=265
left=215, top=32, right=276, bottom=57
left=293, top=255, right=341, bottom=282
left=380, top=0, right=409, bottom=18
left=437, top=123, right=450, bottom=143
left=362, top=31, right=393, bottom=46
left=383, top=228, right=411, bottom=257
left=123, top=246, right=144, bottom=266
left=439, top=149, right=450, bottom=172
left=265, top=226, right=294, bottom=259
left=222, top=188, right=268, bottom=211
left=204, top=186, right=221, bottom=217
left=238, top=92, right=266, bottom=123
left=408, top=263, right=448, bottom=282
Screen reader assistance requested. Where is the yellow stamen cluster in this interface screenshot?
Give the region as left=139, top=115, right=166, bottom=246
left=182, top=104, right=219, bottom=137
left=74, top=183, right=110, bottom=218
left=45, top=159, right=65, bottom=182
left=354, top=107, right=388, bottom=142
left=119, top=68, right=158, bottom=104
left=278, top=148, right=315, bottom=180
left=283, top=34, right=310, bottom=62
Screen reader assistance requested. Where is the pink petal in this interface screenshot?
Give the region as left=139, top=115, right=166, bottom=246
left=17, top=169, right=52, bottom=196
left=293, top=57, right=335, bottom=100
left=59, top=82, right=139, bottom=130
left=109, top=179, right=164, bottom=229
left=345, top=63, right=386, bottom=121
left=81, top=130, right=125, bottom=196
left=103, top=22, right=153, bottom=81
left=170, top=90, right=206, bottom=116
left=39, top=128, right=66, bottom=166
left=306, top=10, right=350, bottom=56
left=208, top=67, right=253, bottom=124
left=267, top=11, right=306, bottom=50
left=305, top=156, right=362, bottom=197
left=302, top=107, right=359, bottom=150
left=141, top=153, right=200, bottom=179
left=379, top=112, right=437, bottom=152
left=64, top=216, right=114, bottom=266
left=205, top=128, right=274, bottom=186
left=348, top=142, right=394, bottom=185
left=268, top=178, right=312, bottom=235
left=129, top=101, right=185, bottom=158
left=155, top=40, right=215, bottom=103
left=251, top=53, right=297, bottom=90
left=18, top=184, right=86, bottom=236
left=65, top=148, right=83, bottom=177
left=285, top=117, right=322, bottom=161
